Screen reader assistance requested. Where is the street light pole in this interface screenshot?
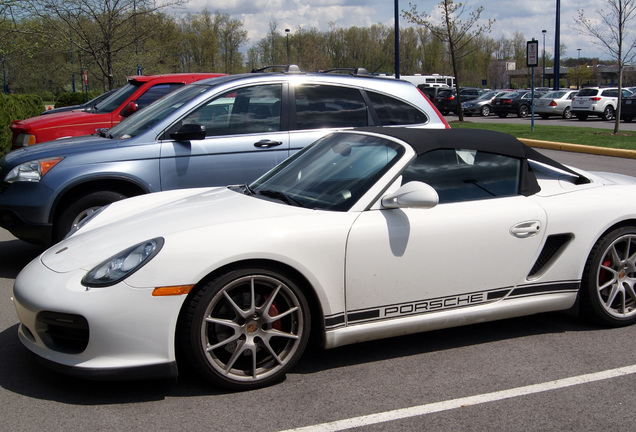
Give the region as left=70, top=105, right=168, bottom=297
left=553, top=0, right=560, bottom=90
left=577, top=48, right=581, bottom=89
left=541, top=30, right=547, bottom=87
left=285, top=29, right=290, bottom=64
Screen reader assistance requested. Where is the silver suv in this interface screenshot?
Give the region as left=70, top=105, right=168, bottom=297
left=571, top=87, right=633, bottom=121
left=0, top=65, right=448, bottom=245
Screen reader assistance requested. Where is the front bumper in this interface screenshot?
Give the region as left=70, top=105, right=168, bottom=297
left=12, top=257, right=186, bottom=380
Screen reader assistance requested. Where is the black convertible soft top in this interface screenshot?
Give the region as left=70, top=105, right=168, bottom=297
left=354, top=126, right=588, bottom=185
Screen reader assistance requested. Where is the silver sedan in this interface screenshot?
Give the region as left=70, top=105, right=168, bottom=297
left=535, top=90, right=578, bottom=119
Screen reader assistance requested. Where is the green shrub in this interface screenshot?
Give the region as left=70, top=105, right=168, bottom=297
left=0, top=94, right=44, bottom=157
left=54, top=91, right=102, bottom=108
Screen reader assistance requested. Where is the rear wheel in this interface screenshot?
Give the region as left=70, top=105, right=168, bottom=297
left=480, top=105, right=491, bottom=116
left=602, top=105, right=615, bottom=121
left=581, top=227, right=636, bottom=327
left=54, top=190, right=127, bottom=242
left=178, top=267, right=311, bottom=390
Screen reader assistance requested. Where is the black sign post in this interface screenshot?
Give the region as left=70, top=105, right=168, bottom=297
left=527, top=39, right=539, bottom=132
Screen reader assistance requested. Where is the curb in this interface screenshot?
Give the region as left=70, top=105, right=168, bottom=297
left=519, top=138, right=636, bottom=160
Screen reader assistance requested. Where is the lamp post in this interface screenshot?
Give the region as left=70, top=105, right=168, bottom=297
left=553, top=0, right=560, bottom=90
left=577, top=48, right=581, bottom=89
left=285, top=29, right=290, bottom=64
left=542, top=30, right=546, bottom=87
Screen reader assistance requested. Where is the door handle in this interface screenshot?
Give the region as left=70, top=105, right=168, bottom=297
left=510, top=221, right=541, bottom=238
left=254, top=139, right=283, bottom=148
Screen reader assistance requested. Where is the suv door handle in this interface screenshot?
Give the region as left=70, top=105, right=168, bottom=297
left=254, top=139, right=283, bottom=148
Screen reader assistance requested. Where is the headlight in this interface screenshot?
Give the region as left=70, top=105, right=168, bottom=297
left=14, top=133, right=36, bottom=147
left=82, top=237, right=165, bottom=287
left=4, top=157, right=63, bottom=183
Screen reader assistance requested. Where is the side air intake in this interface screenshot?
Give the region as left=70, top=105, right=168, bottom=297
left=527, top=234, right=573, bottom=279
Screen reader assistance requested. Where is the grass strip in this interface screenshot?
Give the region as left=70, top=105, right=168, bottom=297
left=450, top=121, right=636, bottom=150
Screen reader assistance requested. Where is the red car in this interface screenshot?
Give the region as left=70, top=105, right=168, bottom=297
left=10, top=73, right=224, bottom=149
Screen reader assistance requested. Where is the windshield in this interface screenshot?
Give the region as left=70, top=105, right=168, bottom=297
left=542, top=91, right=567, bottom=99
left=107, top=84, right=212, bottom=139
left=93, top=83, right=140, bottom=113
left=249, top=132, right=404, bottom=211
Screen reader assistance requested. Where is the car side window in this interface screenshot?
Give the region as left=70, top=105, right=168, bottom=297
left=401, top=149, right=521, bottom=203
left=179, top=84, right=282, bottom=136
left=294, top=85, right=368, bottom=129
left=602, top=89, right=618, bottom=97
left=366, top=90, right=429, bottom=125
left=135, top=84, right=184, bottom=109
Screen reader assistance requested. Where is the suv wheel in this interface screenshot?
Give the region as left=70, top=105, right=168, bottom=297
left=54, top=190, right=128, bottom=242
left=602, top=106, right=615, bottom=121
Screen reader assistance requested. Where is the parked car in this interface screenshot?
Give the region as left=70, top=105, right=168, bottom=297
left=461, top=90, right=506, bottom=116
left=434, top=87, right=486, bottom=115
left=40, top=89, right=119, bottom=116
left=418, top=85, right=448, bottom=104
left=491, top=90, right=546, bottom=118
left=571, top=87, right=633, bottom=121
left=534, top=90, right=578, bottom=119
left=10, top=73, right=225, bottom=148
left=13, top=127, right=636, bottom=391
left=0, top=66, right=449, bottom=246
left=621, top=92, right=636, bottom=122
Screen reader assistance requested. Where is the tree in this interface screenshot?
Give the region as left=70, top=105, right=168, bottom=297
left=18, top=0, right=186, bottom=90
left=575, top=0, right=636, bottom=133
left=403, top=0, right=494, bottom=121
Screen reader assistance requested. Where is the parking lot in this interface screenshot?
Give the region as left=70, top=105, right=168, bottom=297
left=1, top=148, right=636, bottom=431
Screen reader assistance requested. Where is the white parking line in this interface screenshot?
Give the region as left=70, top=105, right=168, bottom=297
left=280, top=364, right=636, bottom=432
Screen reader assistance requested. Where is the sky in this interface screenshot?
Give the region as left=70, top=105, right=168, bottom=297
left=173, top=0, right=618, bottom=62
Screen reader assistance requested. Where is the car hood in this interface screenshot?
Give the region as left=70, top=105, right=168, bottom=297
left=11, top=110, right=108, bottom=131
left=40, top=187, right=317, bottom=273
left=2, top=134, right=118, bottom=166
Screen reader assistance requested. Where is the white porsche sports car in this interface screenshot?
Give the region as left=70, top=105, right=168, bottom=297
left=13, top=127, right=636, bottom=390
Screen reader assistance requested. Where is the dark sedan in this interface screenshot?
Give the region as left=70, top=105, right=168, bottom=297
left=491, top=90, right=546, bottom=118
left=621, top=93, right=636, bottom=122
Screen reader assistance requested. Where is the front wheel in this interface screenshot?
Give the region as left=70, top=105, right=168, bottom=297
left=517, top=105, right=529, bottom=118
left=581, top=227, right=636, bottom=327
left=178, top=267, right=311, bottom=390
left=54, top=190, right=128, bottom=242
left=562, top=107, right=572, bottom=119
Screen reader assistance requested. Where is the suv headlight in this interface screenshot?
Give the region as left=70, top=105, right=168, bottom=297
left=4, top=157, right=63, bottom=183
left=82, top=238, right=165, bottom=287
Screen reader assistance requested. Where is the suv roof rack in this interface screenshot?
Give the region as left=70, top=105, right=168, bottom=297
left=251, top=64, right=303, bottom=74
left=319, top=67, right=371, bottom=77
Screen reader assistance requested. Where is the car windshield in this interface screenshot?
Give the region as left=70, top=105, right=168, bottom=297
left=248, top=132, right=405, bottom=212
left=542, top=91, right=567, bottom=99
left=93, top=83, right=141, bottom=113
left=107, top=84, right=212, bottom=139
left=475, top=91, right=498, bottom=100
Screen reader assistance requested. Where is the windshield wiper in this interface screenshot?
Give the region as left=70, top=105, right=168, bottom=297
left=257, top=189, right=303, bottom=207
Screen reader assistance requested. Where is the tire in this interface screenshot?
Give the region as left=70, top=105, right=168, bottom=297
left=497, top=112, right=507, bottom=118
left=480, top=105, right=491, bottom=116
left=602, top=105, right=614, bottom=121
left=576, top=113, right=588, bottom=121
left=54, top=190, right=127, bottom=242
left=517, top=105, right=529, bottom=118
left=580, top=227, right=636, bottom=327
left=178, top=267, right=311, bottom=390
left=562, top=107, right=572, bottom=119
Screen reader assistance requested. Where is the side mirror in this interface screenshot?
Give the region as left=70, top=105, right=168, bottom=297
left=169, top=123, right=206, bottom=141
left=121, top=101, right=137, bottom=117
left=382, top=181, right=439, bottom=209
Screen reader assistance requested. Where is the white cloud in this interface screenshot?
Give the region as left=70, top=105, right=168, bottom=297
left=171, top=0, right=620, bottom=60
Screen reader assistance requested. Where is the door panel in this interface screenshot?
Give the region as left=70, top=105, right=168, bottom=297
left=345, top=196, right=546, bottom=315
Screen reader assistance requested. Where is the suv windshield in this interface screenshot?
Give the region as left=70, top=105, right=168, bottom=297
left=93, top=83, right=141, bottom=113
left=250, top=132, right=404, bottom=211
left=107, top=84, right=211, bottom=139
